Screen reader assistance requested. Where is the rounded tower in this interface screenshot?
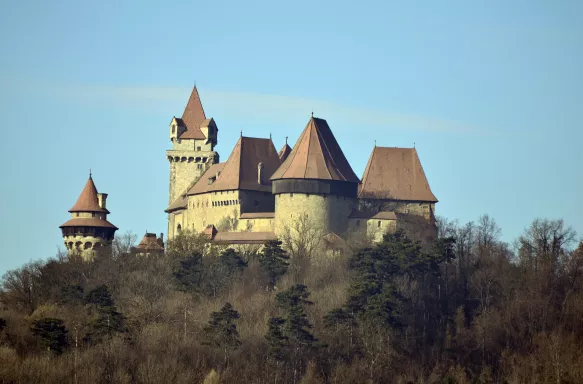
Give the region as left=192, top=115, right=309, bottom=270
left=60, top=173, right=118, bottom=261
left=271, top=117, right=360, bottom=237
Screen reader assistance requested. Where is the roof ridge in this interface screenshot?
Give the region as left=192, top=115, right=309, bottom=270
left=312, top=120, right=333, bottom=180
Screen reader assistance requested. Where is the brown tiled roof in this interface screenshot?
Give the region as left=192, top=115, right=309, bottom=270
left=323, top=232, right=346, bottom=248
left=240, top=212, right=275, bottom=219
left=213, top=231, right=277, bottom=244
left=348, top=210, right=397, bottom=220
left=207, top=136, right=281, bottom=193
left=203, top=225, right=218, bottom=239
left=135, top=233, right=164, bottom=251
left=69, top=176, right=106, bottom=213
left=59, top=217, right=118, bottom=229
left=186, top=163, right=226, bottom=196
left=359, top=147, right=438, bottom=202
left=178, top=86, right=207, bottom=140
left=278, top=143, right=292, bottom=163
left=165, top=192, right=188, bottom=213
left=271, top=117, right=359, bottom=183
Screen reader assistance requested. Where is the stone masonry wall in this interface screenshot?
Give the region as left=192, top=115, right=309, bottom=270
left=275, top=193, right=356, bottom=237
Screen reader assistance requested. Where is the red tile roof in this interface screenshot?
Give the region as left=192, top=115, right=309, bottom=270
left=59, top=217, right=118, bottom=229
left=135, top=233, right=164, bottom=251
left=213, top=231, right=277, bottom=244
left=359, top=147, right=438, bottom=202
left=240, top=212, right=275, bottom=219
left=271, top=117, right=359, bottom=183
left=206, top=136, right=281, bottom=193
left=69, top=176, right=106, bottom=213
left=178, top=86, right=207, bottom=140
left=278, top=143, right=292, bottom=163
left=186, top=163, right=226, bottom=196
left=348, top=210, right=397, bottom=220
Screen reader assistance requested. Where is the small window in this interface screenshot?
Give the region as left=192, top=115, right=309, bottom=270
left=378, top=221, right=381, bottom=228
left=197, top=146, right=201, bottom=151
left=92, top=212, right=95, bottom=217
left=356, top=220, right=360, bottom=227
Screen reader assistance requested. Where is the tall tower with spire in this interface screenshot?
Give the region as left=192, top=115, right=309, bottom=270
left=167, top=86, right=219, bottom=206
left=60, top=173, right=118, bottom=261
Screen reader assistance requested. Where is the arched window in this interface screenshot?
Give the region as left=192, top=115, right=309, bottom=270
left=177, top=224, right=182, bottom=233
left=84, top=242, right=92, bottom=249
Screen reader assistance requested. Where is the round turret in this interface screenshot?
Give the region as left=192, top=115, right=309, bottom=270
left=270, top=117, right=360, bottom=237
left=60, top=173, right=118, bottom=261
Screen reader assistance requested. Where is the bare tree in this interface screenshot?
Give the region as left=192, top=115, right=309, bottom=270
left=0, top=261, right=44, bottom=314
left=112, top=231, right=138, bottom=259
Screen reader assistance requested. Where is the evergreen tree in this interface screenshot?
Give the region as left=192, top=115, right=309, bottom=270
left=173, top=252, right=204, bottom=292
left=275, top=284, right=317, bottom=348
left=84, top=285, right=125, bottom=344
left=265, top=317, right=287, bottom=361
left=31, top=318, right=69, bottom=355
left=267, top=284, right=317, bottom=381
left=203, top=302, right=241, bottom=366
left=59, top=284, right=84, bottom=306
left=259, top=240, right=290, bottom=289
left=219, top=248, right=248, bottom=276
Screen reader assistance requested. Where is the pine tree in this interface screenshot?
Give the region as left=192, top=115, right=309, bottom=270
left=84, top=285, right=125, bottom=344
left=203, top=302, right=241, bottom=366
left=31, top=318, right=69, bottom=355
left=59, top=284, right=84, bottom=306
left=219, top=248, right=248, bottom=276
left=266, top=284, right=317, bottom=381
left=259, top=240, right=290, bottom=290
left=173, top=252, right=204, bottom=292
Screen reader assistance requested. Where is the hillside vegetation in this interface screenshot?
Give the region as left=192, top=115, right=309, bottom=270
left=1, top=215, right=582, bottom=384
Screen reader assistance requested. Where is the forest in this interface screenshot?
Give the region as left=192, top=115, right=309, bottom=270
left=0, top=215, right=582, bottom=384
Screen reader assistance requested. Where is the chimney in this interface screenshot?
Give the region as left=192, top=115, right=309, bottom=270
left=97, top=193, right=108, bottom=210
left=258, top=162, right=264, bottom=185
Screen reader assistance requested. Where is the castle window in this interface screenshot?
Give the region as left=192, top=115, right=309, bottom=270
left=76, top=213, right=79, bottom=217
left=197, top=146, right=201, bottom=151
left=356, top=220, right=360, bottom=227
left=92, top=212, right=95, bottom=217
left=378, top=221, right=381, bottom=228
left=290, top=193, right=293, bottom=198
left=177, top=224, right=182, bottom=233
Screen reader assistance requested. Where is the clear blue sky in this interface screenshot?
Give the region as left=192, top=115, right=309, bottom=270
left=0, top=0, right=581, bottom=273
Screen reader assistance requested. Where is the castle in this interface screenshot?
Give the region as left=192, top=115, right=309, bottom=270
left=60, top=86, right=438, bottom=259
left=164, top=87, right=438, bottom=247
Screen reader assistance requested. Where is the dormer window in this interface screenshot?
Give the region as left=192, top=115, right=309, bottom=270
left=172, top=125, right=176, bottom=134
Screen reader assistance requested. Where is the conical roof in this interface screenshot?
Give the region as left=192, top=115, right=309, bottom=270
left=69, top=175, right=104, bottom=212
left=359, top=147, right=437, bottom=202
left=178, top=86, right=207, bottom=140
left=207, top=136, right=281, bottom=193
left=271, top=117, right=359, bottom=182
left=278, top=143, right=292, bottom=163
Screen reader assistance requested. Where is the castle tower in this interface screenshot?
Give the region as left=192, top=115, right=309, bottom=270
left=271, top=117, right=360, bottom=237
left=167, top=86, right=219, bottom=205
left=60, top=173, right=118, bottom=261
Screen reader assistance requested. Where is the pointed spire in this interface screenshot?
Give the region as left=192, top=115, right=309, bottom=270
left=178, top=85, right=207, bottom=139
left=69, top=175, right=103, bottom=212
left=270, top=117, right=359, bottom=182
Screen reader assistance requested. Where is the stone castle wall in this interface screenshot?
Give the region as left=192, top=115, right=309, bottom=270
left=274, top=193, right=356, bottom=236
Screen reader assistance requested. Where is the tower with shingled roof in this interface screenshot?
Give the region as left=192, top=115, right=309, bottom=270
left=60, top=173, right=118, bottom=261
left=167, top=86, right=219, bottom=237
left=167, top=86, right=219, bottom=205
left=271, top=116, right=361, bottom=237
